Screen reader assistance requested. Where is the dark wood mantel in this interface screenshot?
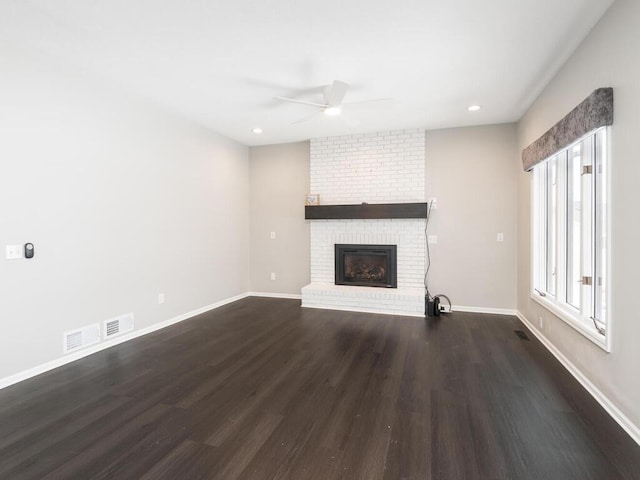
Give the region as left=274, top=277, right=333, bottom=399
left=305, top=202, right=428, bottom=220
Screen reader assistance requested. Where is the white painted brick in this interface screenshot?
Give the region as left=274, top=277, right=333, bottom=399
left=305, top=129, right=427, bottom=312
left=310, top=130, right=425, bottom=204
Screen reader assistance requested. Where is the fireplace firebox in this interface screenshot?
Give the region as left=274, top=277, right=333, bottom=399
left=335, top=244, right=397, bottom=288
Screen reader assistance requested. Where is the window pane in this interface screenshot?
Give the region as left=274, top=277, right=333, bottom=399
left=566, top=145, right=580, bottom=307
left=581, top=138, right=593, bottom=317
left=567, top=138, right=594, bottom=312
left=546, top=157, right=558, bottom=295
left=594, top=129, right=607, bottom=325
left=533, top=167, right=547, bottom=293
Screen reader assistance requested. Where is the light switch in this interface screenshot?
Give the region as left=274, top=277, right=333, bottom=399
left=497, top=233, right=504, bottom=242
left=270, top=272, right=276, bottom=280
left=270, top=232, right=276, bottom=240
left=6, top=245, right=22, bottom=260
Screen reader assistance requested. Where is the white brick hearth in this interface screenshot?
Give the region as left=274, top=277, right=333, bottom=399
left=302, top=129, right=426, bottom=317
left=301, top=284, right=425, bottom=316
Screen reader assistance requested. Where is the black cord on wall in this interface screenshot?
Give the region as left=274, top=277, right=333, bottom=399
left=423, top=200, right=433, bottom=300
left=423, top=199, right=453, bottom=312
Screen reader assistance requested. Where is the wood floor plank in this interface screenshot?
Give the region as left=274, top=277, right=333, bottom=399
left=137, top=440, right=219, bottom=480
left=383, top=410, right=432, bottom=480
left=0, top=394, right=130, bottom=475
left=210, top=412, right=284, bottom=480
left=0, top=297, right=638, bottom=480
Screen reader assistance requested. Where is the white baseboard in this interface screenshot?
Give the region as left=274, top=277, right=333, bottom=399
left=248, top=292, right=302, bottom=300
left=517, top=311, right=640, bottom=446
left=300, top=302, right=515, bottom=318
left=453, top=305, right=518, bottom=316
left=0, top=292, right=250, bottom=391
left=301, top=303, right=424, bottom=318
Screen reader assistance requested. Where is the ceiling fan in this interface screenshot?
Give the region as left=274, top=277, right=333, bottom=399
left=275, top=80, right=391, bottom=123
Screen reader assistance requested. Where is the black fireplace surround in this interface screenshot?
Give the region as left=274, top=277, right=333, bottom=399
left=335, top=244, right=397, bottom=288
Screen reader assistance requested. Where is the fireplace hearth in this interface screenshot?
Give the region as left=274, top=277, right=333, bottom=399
left=335, top=244, right=397, bottom=288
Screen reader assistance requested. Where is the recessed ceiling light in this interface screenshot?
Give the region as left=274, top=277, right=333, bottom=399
left=252, top=127, right=263, bottom=134
left=324, top=106, right=342, bottom=116
left=468, top=105, right=481, bottom=112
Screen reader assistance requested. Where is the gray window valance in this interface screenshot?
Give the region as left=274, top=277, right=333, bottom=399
left=522, top=87, right=613, bottom=171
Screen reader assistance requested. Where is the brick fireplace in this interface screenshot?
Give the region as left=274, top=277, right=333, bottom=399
left=301, top=129, right=426, bottom=317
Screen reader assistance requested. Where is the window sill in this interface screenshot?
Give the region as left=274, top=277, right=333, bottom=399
left=530, top=292, right=610, bottom=352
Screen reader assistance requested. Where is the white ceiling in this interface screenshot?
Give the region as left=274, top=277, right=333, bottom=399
left=1, top=0, right=613, bottom=146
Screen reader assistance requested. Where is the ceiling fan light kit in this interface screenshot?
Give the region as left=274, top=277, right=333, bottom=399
left=275, top=79, right=389, bottom=124
left=324, top=106, right=342, bottom=116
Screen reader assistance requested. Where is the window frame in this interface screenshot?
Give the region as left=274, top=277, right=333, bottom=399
left=531, top=127, right=612, bottom=352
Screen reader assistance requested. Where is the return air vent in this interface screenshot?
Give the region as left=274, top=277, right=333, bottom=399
left=104, top=313, right=134, bottom=339
left=63, top=324, right=100, bottom=353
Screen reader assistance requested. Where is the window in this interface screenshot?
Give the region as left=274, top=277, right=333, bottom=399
left=532, top=127, right=609, bottom=350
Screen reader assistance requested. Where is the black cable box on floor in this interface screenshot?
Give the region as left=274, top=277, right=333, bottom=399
left=426, top=296, right=440, bottom=317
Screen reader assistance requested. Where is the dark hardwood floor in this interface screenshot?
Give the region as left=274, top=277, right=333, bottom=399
left=1, top=297, right=638, bottom=479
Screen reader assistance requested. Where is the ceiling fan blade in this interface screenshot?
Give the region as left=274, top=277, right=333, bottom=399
left=274, top=96, right=328, bottom=108
left=324, top=80, right=350, bottom=106
left=343, top=97, right=394, bottom=108
left=291, top=112, right=320, bottom=124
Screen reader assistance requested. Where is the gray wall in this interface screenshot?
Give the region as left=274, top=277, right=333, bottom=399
left=517, top=0, right=640, bottom=428
left=0, top=42, right=250, bottom=380
left=425, top=125, right=518, bottom=310
left=249, top=142, right=310, bottom=295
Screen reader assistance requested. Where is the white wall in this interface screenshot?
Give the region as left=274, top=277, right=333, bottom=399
left=0, top=42, right=250, bottom=380
left=517, top=0, right=640, bottom=431
left=249, top=142, right=310, bottom=294
left=425, top=125, right=518, bottom=311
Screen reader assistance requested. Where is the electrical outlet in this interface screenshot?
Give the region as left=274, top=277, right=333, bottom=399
left=158, top=293, right=165, bottom=304
left=438, top=303, right=451, bottom=313
left=270, top=272, right=276, bottom=280
left=5, top=244, right=22, bottom=260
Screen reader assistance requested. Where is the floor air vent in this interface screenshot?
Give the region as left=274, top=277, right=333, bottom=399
left=63, top=324, right=100, bottom=353
left=104, top=313, right=134, bottom=339
left=514, top=330, right=531, bottom=341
